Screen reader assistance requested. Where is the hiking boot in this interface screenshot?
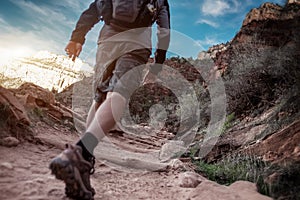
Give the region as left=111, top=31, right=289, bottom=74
left=49, top=144, right=96, bottom=200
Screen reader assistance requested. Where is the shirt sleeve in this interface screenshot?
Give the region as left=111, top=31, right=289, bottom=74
left=70, top=1, right=100, bottom=45
left=154, top=0, right=170, bottom=64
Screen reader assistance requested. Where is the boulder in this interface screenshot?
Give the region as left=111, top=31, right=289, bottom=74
left=0, top=86, right=31, bottom=140
left=0, top=137, right=20, bottom=147
left=15, top=82, right=55, bottom=107
left=14, top=83, right=75, bottom=122
left=189, top=180, right=272, bottom=200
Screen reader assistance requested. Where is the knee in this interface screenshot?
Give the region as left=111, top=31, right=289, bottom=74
left=107, top=92, right=126, bottom=105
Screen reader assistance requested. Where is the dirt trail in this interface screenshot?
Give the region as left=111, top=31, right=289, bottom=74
left=0, top=122, right=194, bottom=200
left=0, top=119, right=274, bottom=200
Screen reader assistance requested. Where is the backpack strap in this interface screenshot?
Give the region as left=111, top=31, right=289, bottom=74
left=96, top=0, right=113, bottom=25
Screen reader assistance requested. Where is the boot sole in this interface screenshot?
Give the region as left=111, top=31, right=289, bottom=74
left=49, top=157, right=94, bottom=200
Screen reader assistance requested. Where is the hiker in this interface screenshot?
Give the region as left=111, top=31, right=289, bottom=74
left=49, top=0, right=170, bottom=199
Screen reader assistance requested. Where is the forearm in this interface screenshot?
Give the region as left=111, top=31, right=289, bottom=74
left=155, top=1, right=170, bottom=64
left=70, top=1, right=100, bottom=45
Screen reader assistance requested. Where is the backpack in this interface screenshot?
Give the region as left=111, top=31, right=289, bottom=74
left=96, top=0, right=157, bottom=27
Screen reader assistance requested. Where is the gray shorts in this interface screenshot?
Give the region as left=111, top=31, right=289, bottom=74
left=93, top=43, right=151, bottom=104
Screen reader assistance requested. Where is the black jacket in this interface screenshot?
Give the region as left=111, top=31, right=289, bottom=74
left=70, top=0, right=170, bottom=64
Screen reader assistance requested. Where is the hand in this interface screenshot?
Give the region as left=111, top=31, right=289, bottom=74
left=65, top=41, right=82, bottom=61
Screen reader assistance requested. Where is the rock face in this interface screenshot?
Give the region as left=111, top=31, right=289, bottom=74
left=0, top=86, right=32, bottom=140
left=195, top=2, right=300, bottom=200
left=0, top=83, right=79, bottom=144
left=196, top=1, right=299, bottom=151
left=0, top=51, right=93, bottom=93
left=288, top=0, right=300, bottom=4
left=243, top=3, right=284, bottom=27
left=198, top=43, right=229, bottom=60
left=16, top=82, right=56, bottom=107
left=215, top=2, right=300, bottom=115
left=243, top=1, right=300, bottom=27
left=247, top=119, right=300, bottom=163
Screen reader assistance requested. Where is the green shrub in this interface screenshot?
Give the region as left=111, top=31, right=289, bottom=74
left=194, top=153, right=268, bottom=185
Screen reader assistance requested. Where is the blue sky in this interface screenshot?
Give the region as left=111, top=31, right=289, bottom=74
left=0, top=0, right=285, bottom=65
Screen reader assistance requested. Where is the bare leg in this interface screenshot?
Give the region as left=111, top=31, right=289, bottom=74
left=86, top=101, right=100, bottom=128
left=86, top=92, right=126, bottom=141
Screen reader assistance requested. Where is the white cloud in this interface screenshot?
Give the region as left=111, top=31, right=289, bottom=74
left=202, top=0, right=230, bottom=16
left=1, top=0, right=102, bottom=65
left=196, top=19, right=219, bottom=28
left=201, top=0, right=241, bottom=16
left=195, top=37, right=220, bottom=47
left=9, top=0, right=76, bottom=30
left=0, top=26, right=57, bottom=50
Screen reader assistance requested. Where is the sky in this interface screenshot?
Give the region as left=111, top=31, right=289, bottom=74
left=0, top=0, right=285, bottom=66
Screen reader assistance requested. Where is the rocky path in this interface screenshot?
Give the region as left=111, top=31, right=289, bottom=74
left=0, top=143, right=191, bottom=200
left=0, top=121, right=193, bottom=200
left=0, top=121, right=272, bottom=200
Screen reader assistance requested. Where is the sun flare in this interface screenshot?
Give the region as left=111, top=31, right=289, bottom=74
left=0, top=47, right=35, bottom=65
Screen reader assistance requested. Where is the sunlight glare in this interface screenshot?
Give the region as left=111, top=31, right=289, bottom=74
left=0, top=47, right=35, bottom=66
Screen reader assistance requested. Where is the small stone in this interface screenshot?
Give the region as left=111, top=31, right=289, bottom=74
left=293, top=146, right=300, bottom=154
left=0, top=162, right=14, bottom=170
left=166, top=183, right=173, bottom=187
left=178, top=171, right=204, bottom=188
left=168, top=159, right=184, bottom=170
left=0, top=137, right=20, bottom=147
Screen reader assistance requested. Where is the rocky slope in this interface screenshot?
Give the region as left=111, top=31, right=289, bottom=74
left=194, top=2, right=300, bottom=199
left=195, top=1, right=300, bottom=122
left=0, top=83, right=272, bottom=200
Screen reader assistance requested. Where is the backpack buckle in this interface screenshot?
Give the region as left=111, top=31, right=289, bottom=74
left=147, top=3, right=157, bottom=13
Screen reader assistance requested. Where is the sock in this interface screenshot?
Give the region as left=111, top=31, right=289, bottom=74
left=76, top=132, right=99, bottom=161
